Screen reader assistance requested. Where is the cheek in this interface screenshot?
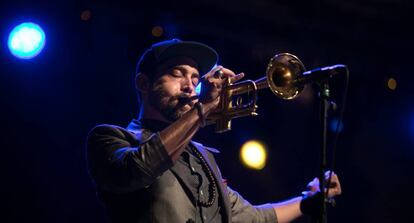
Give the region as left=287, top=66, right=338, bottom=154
left=154, top=78, right=181, bottom=97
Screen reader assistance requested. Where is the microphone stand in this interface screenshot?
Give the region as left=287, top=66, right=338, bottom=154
left=313, top=82, right=331, bottom=223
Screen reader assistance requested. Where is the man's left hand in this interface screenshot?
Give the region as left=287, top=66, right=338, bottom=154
left=302, top=171, right=342, bottom=198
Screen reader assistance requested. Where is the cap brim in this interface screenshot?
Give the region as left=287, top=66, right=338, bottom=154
left=157, top=41, right=218, bottom=75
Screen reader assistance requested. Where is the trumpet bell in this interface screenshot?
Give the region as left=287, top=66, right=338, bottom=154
left=266, top=53, right=306, bottom=100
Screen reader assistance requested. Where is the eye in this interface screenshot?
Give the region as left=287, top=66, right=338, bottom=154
left=192, top=76, right=200, bottom=87
left=171, top=70, right=183, bottom=77
left=191, top=72, right=200, bottom=86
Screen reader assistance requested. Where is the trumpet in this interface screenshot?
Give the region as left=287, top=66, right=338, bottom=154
left=206, top=53, right=309, bottom=133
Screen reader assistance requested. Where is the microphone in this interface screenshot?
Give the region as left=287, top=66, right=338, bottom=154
left=178, top=95, right=199, bottom=106
left=293, top=64, right=347, bottom=85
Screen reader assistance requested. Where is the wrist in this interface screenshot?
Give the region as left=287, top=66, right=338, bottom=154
left=194, top=102, right=206, bottom=127
left=201, top=97, right=219, bottom=113
left=300, top=191, right=323, bottom=217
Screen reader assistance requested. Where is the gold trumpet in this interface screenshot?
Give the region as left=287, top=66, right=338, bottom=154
left=206, top=53, right=307, bottom=133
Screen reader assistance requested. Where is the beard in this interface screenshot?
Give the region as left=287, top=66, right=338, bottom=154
left=148, top=84, right=193, bottom=122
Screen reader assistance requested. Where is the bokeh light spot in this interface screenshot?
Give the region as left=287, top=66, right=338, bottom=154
left=195, top=83, right=202, bottom=95
left=151, top=26, right=164, bottom=37
left=8, top=22, right=46, bottom=59
left=81, top=10, right=92, bottom=21
left=330, top=118, right=344, bottom=133
left=240, top=140, right=267, bottom=170
left=387, top=78, right=397, bottom=90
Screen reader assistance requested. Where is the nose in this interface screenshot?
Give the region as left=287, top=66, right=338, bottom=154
left=181, top=75, right=195, bottom=95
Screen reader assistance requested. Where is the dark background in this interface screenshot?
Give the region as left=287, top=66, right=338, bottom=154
left=1, top=0, right=413, bottom=222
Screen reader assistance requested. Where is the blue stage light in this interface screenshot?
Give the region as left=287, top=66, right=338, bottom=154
left=196, top=83, right=202, bottom=95
left=330, top=118, right=344, bottom=133
left=411, top=115, right=414, bottom=136
left=8, top=22, right=46, bottom=59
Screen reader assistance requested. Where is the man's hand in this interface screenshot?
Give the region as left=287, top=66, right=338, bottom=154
left=303, top=171, right=342, bottom=198
left=199, top=66, right=244, bottom=111
left=158, top=66, right=243, bottom=161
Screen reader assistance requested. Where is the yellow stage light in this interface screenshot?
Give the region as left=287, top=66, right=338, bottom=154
left=151, top=26, right=164, bottom=37
left=387, top=78, right=397, bottom=90
left=240, top=140, right=267, bottom=170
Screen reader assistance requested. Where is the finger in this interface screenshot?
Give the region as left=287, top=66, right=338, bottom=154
left=324, top=170, right=334, bottom=178
left=208, top=72, right=244, bottom=88
left=307, top=177, right=319, bottom=192
left=326, top=176, right=342, bottom=196
left=325, top=170, right=336, bottom=187
left=308, top=177, right=319, bottom=186
left=214, top=70, right=224, bottom=79
left=326, top=173, right=339, bottom=185
left=204, top=66, right=224, bottom=78
left=325, top=171, right=338, bottom=185
left=229, top=72, right=245, bottom=83
left=331, top=175, right=342, bottom=194
left=327, top=186, right=342, bottom=197
left=220, top=67, right=236, bottom=77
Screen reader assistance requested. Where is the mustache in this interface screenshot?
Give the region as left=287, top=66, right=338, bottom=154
left=151, top=84, right=197, bottom=105
left=176, top=94, right=199, bottom=106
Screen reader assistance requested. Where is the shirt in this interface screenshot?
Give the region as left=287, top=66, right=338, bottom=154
left=141, top=119, right=222, bottom=222
left=87, top=119, right=278, bottom=222
left=177, top=145, right=223, bottom=222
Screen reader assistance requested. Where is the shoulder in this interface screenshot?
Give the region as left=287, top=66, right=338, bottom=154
left=89, top=124, right=124, bottom=133
left=87, top=124, right=138, bottom=144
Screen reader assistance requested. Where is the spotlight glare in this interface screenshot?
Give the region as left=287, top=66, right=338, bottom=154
left=81, top=10, right=92, bottom=21
left=151, top=26, right=164, bottom=37
left=240, top=140, right=267, bottom=170
left=195, top=83, right=202, bottom=95
left=387, top=78, right=397, bottom=90
left=8, top=22, right=46, bottom=59
left=329, top=118, right=344, bottom=133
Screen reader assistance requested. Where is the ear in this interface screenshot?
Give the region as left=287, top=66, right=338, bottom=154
left=135, top=73, right=150, bottom=93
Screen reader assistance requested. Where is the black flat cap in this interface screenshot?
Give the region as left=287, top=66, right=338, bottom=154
left=136, top=39, right=218, bottom=76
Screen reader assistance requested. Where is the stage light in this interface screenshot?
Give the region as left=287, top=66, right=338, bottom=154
left=151, top=26, right=164, bottom=37
left=195, top=83, right=202, bottom=95
left=81, top=10, right=92, bottom=21
left=195, top=64, right=218, bottom=95
left=240, top=140, right=267, bottom=170
left=330, top=118, right=344, bottom=133
left=387, top=78, right=397, bottom=90
left=411, top=115, right=414, bottom=140
left=8, top=22, right=46, bottom=59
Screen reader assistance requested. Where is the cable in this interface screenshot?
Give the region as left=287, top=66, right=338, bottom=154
left=325, top=67, right=349, bottom=199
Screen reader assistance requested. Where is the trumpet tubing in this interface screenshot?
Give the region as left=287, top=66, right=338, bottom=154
left=209, top=53, right=307, bottom=133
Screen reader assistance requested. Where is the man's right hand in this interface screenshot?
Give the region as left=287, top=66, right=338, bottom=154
left=199, top=65, right=244, bottom=113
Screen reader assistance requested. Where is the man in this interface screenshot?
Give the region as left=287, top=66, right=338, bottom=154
left=87, top=39, right=342, bottom=223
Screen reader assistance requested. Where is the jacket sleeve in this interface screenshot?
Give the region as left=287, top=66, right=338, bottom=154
left=228, top=186, right=278, bottom=223
left=86, top=124, right=173, bottom=193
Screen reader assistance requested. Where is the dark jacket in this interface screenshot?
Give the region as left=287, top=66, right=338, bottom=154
left=87, top=120, right=277, bottom=223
